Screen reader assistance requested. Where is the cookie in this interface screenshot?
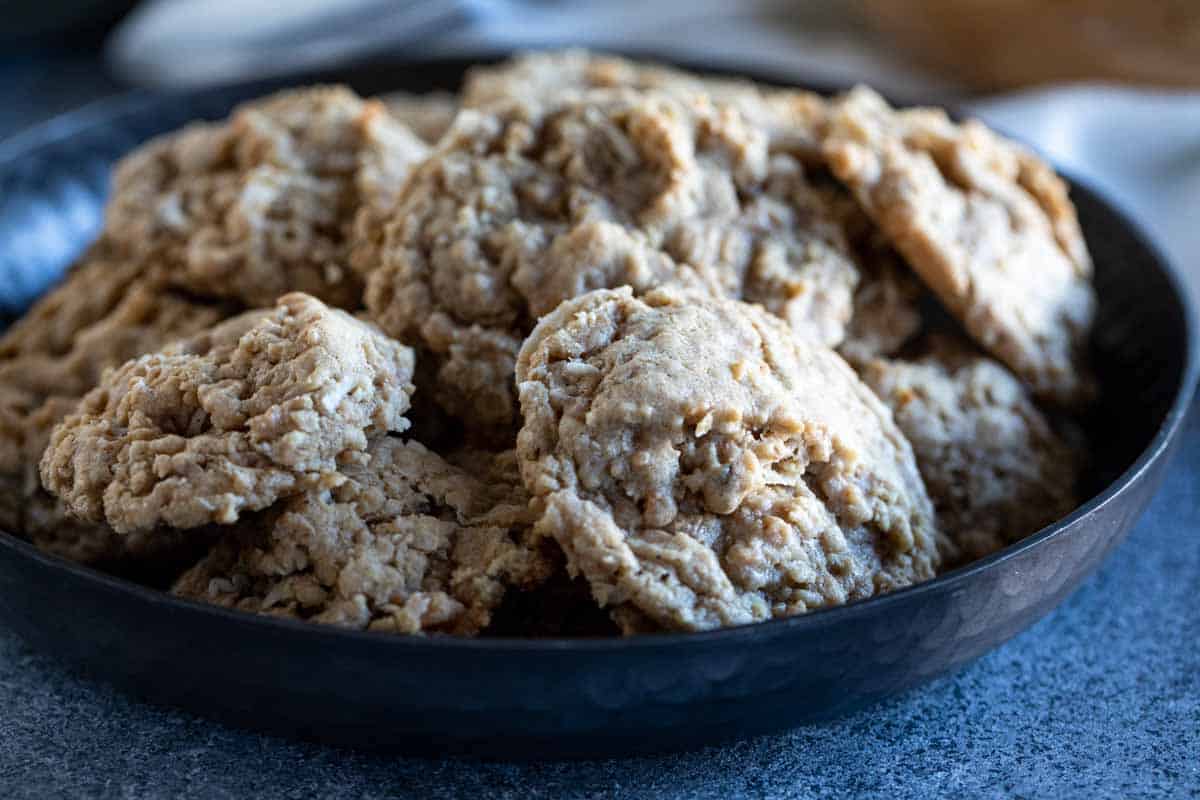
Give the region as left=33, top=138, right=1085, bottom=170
left=0, top=283, right=228, bottom=401
left=464, top=50, right=829, bottom=159
left=40, top=293, right=415, bottom=534
left=515, top=287, right=942, bottom=632
left=3, top=398, right=199, bottom=572
left=0, top=256, right=230, bottom=565
left=106, top=86, right=428, bottom=307
left=0, top=239, right=150, bottom=362
left=860, top=334, right=1080, bottom=561
left=823, top=86, right=1095, bottom=404
left=364, top=88, right=858, bottom=440
left=0, top=284, right=227, bottom=540
left=463, top=49, right=751, bottom=105
left=172, top=438, right=551, bottom=635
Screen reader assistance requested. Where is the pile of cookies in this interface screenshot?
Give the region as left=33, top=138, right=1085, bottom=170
left=0, top=51, right=1095, bottom=636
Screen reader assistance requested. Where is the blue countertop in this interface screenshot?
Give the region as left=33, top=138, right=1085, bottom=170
left=2, top=402, right=1196, bottom=799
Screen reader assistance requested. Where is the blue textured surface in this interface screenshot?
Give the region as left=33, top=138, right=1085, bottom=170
left=1, top=405, right=1196, bottom=798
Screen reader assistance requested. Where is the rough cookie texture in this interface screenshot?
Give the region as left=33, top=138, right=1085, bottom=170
left=817, top=177, right=926, bottom=365
left=40, top=293, right=415, bottom=534
left=0, top=252, right=230, bottom=564
left=0, top=283, right=228, bottom=401
left=464, top=50, right=830, bottom=158
left=0, top=240, right=150, bottom=362
left=463, top=49, right=754, bottom=107
left=515, top=287, right=942, bottom=632
left=366, top=88, right=858, bottom=438
left=861, top=335, right=1079, bottom=562
left=381, top=90, right=459, bottom=143
left=106, top=86, right=428, bottom=307
left=172, top=438, right=551, bottom=635
left=823, top=86, right=1095, bottom=405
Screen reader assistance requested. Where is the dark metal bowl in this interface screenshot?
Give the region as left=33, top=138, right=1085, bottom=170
left=0, top=58, right=1194, bottom=759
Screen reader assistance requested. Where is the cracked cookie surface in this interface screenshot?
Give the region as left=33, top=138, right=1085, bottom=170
left=823, top=86, right=1095, bottom=404
left=106, top=86, right=428, bottom=308
left=172, top=438, right=551, bottom=635
left=365, top=88, right=858, bottom=440
left=40, top=293, right=415, bottom=534
left=515, top=287, right=942, bottom=632
left=0, top=253, right=230, bottom=564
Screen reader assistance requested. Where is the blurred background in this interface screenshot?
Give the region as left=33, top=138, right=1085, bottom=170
left=1, top=0, right=1198, bottom=295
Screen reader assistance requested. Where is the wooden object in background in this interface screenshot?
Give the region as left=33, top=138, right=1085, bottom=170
left=860, top=0, right=1200, bottom=89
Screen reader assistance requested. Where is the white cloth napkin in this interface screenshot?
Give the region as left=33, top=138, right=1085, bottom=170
left=107, top=0, right=1200, bottom=306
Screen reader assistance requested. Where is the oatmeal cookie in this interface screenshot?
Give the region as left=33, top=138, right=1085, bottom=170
left=365, top=88, right=858, bottom=439
left=464, top=50, right=830, bottom=157
left=823, top=86, right=1095, bottom=404
left=173, top=438, right=551, bottom=635
left=0, top=268, right=229, bottom=563
left=1, top=395, right=195, bottom=571
left=515, top=287, right=942, bottom=632
left=381, top=90, right=459, bottom=143
left=463, top=49, right=754, bottom=107
left=0, top=283, right=228, bottom=401
left=40, top=293, right=415, bottom=534
left=106, top=86, right=428, bottom=308
left=860, top=334, right=1079, bottom=561
left=0, top=240, right=150, bottom=362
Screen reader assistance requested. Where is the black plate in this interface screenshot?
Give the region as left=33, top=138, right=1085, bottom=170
left=0, top=58, right=1195, bottom=759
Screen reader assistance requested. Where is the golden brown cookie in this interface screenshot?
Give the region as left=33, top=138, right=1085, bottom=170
left=106, top=86, right=428, bottom=308
left=515, top=287, right=943, bottom=632
left=0, top=251, right=231, bottom=564
left=464, top=50, right=830, bottom=158
left=823, top=86, right=1095, bottom=405
left=40, top=293, right=415, bottom=534
left=365, top=88, right=858, bottom=441
left=860, top=334, right=1080, bottom=562
left=0, top=240, right=151, bottom=362
left=172, top=438, right=551, bottom=635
